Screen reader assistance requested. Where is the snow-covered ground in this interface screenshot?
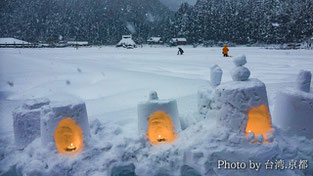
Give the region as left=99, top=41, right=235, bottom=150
left=0, top=46, right=312, bottom=176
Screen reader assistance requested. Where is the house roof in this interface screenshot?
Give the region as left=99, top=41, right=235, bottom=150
left=0, top=38, right=30, bottom=45
left=117, top=37, right=136, bottom=46
left=171, top=38, right=187, bottom=42
left=147, top=37, right=161, bottom=42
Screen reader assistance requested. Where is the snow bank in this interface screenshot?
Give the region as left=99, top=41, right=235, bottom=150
left=13, top=98, right=50, bottom=149
left=2, top=116, right=313, bottom=176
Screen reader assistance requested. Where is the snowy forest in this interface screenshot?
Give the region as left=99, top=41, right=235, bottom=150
left=1, top=0, right=313, bottom=45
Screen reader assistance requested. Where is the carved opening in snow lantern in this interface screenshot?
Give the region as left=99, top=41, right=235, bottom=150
left=147, top=111, right=177, bottom=144
left=54, top=118, right=83, bottom=153
left=245, top=105, right=272, bottom=143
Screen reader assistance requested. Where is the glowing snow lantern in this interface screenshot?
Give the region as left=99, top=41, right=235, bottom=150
left=137, top=91, right=181, bottom=145
left=202, top=56, right=273, bottom=143
left=147, top=111, right=177, bottom=144
left=41, top=99, right=90, bottom=154
left=245, top=104, right=272, bottom=141
left=53, top=118, right=83, bottom=153
left=273, top=70, right=313, bottom=139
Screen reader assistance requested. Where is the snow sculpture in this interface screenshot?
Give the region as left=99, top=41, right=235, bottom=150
left=214, top=80, right=272, bottom=143
left=199, top=55, right=273, bottom=143
left=231, top=55, right=250, bottom=81
left=198, top=65, right=223, bottom=118
left=13, top=98, right=50, bottom=149
left=273, top=70, right=313, bottom=139
left=233, top=55, right=247, bottom=66
left=213, top=55, right=272, bottom=143
left=40, top=99, right=90, bottom=154
left=231, top=66, right=250, bottom=81
left=137, top=91, right=181, bottom=144
left=210, top=64, right=223, bottom=87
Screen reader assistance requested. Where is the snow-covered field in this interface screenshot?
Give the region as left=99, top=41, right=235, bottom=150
left=0, top=46, right=313, bottom=176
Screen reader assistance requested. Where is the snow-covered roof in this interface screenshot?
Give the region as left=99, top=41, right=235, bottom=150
left=67, top=41, right=88, bottom=45
left=147, top=37, right=161, bottom=42
left=117, top=36, right=136, bottom=46
left=0, top=38, right=30, bottom=45
left=171, top=38, right=187, bottom=42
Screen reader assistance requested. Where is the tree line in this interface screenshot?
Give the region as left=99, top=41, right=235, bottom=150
left=0, top=0, right=312, bottom=45
left=171, top=0, right=313, bottom=44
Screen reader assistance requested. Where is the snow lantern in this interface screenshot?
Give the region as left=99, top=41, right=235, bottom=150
left=273, top=70, right=313, bottom=139
left=137, top=91, right=181, bottom=145
left=13, top=98, right=50, bottom=149
left=40, top=100, right=90, bottom=154
left=212, top=56, right=273, bottom=142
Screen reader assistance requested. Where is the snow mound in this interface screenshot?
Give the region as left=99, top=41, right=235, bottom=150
left=2, top=117, right=312, bottom=176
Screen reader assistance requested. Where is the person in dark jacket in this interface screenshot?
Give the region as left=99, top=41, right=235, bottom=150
left=177, top=47, right=184, bottom=55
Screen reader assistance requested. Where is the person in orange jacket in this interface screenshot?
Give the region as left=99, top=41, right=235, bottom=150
left=222, top=44, right=229, bottom=57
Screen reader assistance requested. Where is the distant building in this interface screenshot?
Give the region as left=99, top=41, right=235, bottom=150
left=147, top=37, right=162, bottom=45
left=0, top=37, right=33, bottom=48
left=116, top=35, right=136, bottom=48
left=67, top=41, right=89, bottom=47
left=55, top=41, right=68, bottom=47
left=169, top=38, right=187, bottom=46
left=37, top=41, right=50, bottom=48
